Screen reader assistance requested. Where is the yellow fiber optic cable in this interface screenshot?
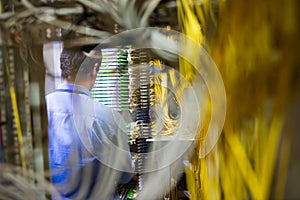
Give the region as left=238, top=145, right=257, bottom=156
left=4, top=48, right=26, bottom=170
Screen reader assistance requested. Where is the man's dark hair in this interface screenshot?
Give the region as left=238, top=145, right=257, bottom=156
left=60, top=46, right=102, bottom=81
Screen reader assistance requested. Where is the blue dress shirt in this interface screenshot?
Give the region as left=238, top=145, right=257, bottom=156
left=46, top=84, right=134, bottom=200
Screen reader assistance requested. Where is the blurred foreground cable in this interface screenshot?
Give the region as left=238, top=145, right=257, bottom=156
left=177, top=0, right=300, bottom=199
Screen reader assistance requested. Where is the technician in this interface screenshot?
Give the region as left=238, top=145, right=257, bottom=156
left=46, top=46, right=135, bottom=200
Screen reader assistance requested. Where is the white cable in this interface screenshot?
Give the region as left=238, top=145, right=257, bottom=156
left=39, top=17, right=112, bottom=37
left=76, top=0, right=107, bottom=13
left=21, top=0, right=34, bottom=9
left=1, top=1, right=111, bottom=38
left=140, top=0, right=162, bottom=27
left=3, top=6, right=84, bottom=27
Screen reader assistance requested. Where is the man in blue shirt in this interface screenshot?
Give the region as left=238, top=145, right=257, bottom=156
left=46, top=46, right=135, bottom=200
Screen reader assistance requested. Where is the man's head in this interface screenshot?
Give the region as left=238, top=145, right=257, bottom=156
left=60, top=46, right=102, bottom=90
